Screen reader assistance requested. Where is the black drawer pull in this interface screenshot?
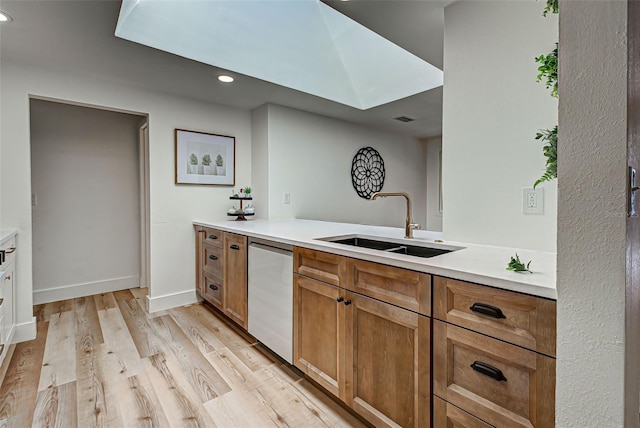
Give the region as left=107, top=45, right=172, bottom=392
left=470, top=361, right=507, bottom=382
left=337, top=296, right=344, bottom=303
left=208, top=234, right=218, bottom=240
left=208, top=255, right=218, bottom=261
left=344, top=299, right=352, bottom=306
left=469, top=303, right=506, bottom=319
left=209, top=284, right=218, bottom=291
left=0, top=298, right=3, bottom=306
left=230, top=244, right=240, bottom=250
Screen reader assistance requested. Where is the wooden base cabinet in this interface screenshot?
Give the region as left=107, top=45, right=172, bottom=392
left=433, top=397, right=493, bottom=428
left=293, top=271, right=430, bottom=428
left=195, top=226, right=247, bottom=329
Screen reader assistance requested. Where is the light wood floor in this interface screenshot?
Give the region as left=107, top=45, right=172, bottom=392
left=0, top=288, right=366, bottom=427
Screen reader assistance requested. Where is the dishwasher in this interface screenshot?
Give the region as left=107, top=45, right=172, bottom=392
left=247, top=238, right=293, bottom=364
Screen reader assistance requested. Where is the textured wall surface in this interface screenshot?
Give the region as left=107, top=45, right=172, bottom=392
left=556, top=1, right=628, bottom=425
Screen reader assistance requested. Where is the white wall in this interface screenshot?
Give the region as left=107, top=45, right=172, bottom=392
left=425, top=137, right=443, bottom=231
left=261, top=104, right=427, bottom=228
left=0, top=60, right=252, bottom=337
left=250, top=104, right=269, bottom=219
left=30, top=100, right=142, bottom=303
left=557, top=1, right=630, bottom=425
left=442, top=1, right=558, bottom=251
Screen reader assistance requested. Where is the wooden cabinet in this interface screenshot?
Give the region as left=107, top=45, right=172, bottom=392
left=223, top=232, right=248, bottom=329
left=433, top=397, right=493, bottom=428
left=294, top=247, right=346, bottom=287
left=293, top=247, right=430, bottom=428
left=194, top=226, right=247, bottom=328
left=433, top=276, right=556, bottom=428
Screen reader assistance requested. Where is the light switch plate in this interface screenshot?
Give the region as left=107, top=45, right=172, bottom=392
left=523, top=187, right=544, bottom=214
left=283, top=192, right=291, bottom=204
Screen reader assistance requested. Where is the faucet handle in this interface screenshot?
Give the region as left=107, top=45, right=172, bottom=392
left=409, top=223, right=421, bottom=230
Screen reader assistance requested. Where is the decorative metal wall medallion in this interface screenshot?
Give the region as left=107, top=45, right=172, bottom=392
left=351, top=147, right=385, bottom=199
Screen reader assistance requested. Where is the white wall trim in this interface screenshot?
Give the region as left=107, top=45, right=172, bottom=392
left=147, top=289, right=198, bottom=313
left=33, top=276, right=140, bottom=305
left=12, top=317, right=37, bottom=343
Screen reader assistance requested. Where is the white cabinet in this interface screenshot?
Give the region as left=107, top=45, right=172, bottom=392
left=0, top=233, right=16, bottom=366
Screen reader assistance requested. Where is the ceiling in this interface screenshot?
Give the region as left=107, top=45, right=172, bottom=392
left=0, top=0, right=445, bottom=139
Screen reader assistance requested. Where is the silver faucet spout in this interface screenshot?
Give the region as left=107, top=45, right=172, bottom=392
left=370, top=192, right=420, bottom=239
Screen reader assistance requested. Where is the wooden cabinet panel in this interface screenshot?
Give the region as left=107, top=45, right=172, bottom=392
left=203, top=227, right=223, bottom=247
left=293, top=275, right=345, bottom=399
left=202, top=272, right=224, bottom=310
left=345, top=292, right=430, bottom=428
left=224, top=233, right=248, bottom=329
left=433, top=321, right=555, bottom=428
left=433, top=397, right=493, bottom=428
left=294, top=247, right=347, bottom=287
left=195, top=226, right=205, bottom=296
left=433, top=277, right=556, bottom=357
left=347, top=258, right=431, bottom=316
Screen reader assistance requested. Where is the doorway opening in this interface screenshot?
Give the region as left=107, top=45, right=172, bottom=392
left=29, top=98, right=149, bottom=304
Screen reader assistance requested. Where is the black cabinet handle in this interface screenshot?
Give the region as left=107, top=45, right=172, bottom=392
left=209, top=284, right=218, bottom=291
left=0, top=250, right=4, bottom=264
left=470, top=361, right=507, bottom=382
left=230, top=244, right=240, bottom=250
left=208, top=255, right=218, bottom=261
left=469, top=303, right=506, bottom=319
left=337, top=296, right=344, bottom=303
left=208, top=234, right=218, bottom=240
left=0, top=298, right=3, bottom=306
left=344, top=299, right=352, bottom=306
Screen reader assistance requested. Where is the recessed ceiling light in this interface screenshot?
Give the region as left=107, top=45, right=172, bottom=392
left=218, top=75, right=234, bottom=83
left=0, top=11, right=13, bottom=22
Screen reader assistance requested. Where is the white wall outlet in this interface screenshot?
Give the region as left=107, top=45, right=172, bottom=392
left=523, top=187, right=544, bottom=214
left=283, top=192, right=291, bottom=204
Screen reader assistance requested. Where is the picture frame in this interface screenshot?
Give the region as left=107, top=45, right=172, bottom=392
left=175, top=128, right=235, bottom=185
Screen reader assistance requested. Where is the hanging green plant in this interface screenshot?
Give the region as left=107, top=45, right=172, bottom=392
left=533, top=0, right=559, bottom=188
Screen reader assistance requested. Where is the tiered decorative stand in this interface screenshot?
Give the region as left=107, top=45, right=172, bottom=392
left=228, top=196, right=254, bottom=221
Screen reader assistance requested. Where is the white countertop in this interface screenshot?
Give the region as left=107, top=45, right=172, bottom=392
left=193, top=219, right=557, bottom=300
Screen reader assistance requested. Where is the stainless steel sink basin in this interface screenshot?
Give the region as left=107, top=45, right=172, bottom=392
left=317, top=235, right=463, bottom=259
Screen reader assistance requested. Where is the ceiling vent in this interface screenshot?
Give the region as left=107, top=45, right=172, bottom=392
left=394, top=116, right=415, bottom=123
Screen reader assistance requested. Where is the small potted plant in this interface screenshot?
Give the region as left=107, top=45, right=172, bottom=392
left=202, top=154, right=212, bottom=175
left=244, top=186, right=252, bottom=198
left=189, top=153, right=198, bottom=174
left=216, top=154, right=225, bottom=176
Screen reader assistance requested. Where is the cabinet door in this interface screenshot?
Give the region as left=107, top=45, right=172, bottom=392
left=1, top=265, right=14, bottom=359
left=202, top=272, right=224, bottom=310
left=224, top=233, right=248, bottom=328
left=345, top=291, right=430, bottom=428
left=293, top=275, right=346, bottom=399
left=195, top=226, right=205, bottom=296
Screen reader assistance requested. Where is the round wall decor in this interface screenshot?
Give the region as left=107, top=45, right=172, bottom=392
left=351, top=147, right=385, bottom=199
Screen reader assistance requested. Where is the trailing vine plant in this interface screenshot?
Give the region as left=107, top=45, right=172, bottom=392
left=533, top=0, right=559, bottom=188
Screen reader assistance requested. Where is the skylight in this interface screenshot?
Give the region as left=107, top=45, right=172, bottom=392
left=115, top=0, right=443, bottom=110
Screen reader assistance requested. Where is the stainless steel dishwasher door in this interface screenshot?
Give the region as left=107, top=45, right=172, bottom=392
left=247, top=240, right=293, bottom=364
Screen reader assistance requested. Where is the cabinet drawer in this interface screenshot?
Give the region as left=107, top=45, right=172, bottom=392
left=347, top=259, right=430, bottom=316
left=433, top=277, right=556, bottom=356
left=433, top=321, right=555, bottom=428
left=433, top=397, right=493, bottom=428
left=203, top=244, right=223, bottom=281
left=202, top=227, right=223, bottom=248
left=202, top=272, right=224, bottom=310
left=294, top=247, right=346, bottom=287
left=0, top=236, right=16, bottom=268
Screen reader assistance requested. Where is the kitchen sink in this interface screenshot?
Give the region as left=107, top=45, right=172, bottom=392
left=318, top=235, right=463, bottom=259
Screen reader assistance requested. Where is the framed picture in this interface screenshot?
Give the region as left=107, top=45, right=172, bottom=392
left=175, top=129, right=235, bottom=185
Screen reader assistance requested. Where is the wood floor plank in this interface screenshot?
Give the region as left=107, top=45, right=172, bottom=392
left=74, top=296, right=104, bottom=352
left=204, top=347, right=262, bottom=393
left=39, top=310, right=76, bottom=391
left=204, top=389, right=277, bottom=428
left=114, top=290, right=166, bottom=358
left=0, top=321, right=49, bottom=426
left=33, top=299, right=74, bottom=323
left=114, top=372, right=171, bottom=428
left=97, top=307, right=144, bottom=379
left=32, top=380, right=78, bottom=428
left=170, top=305, right=226, bottom=354
left=188, top=303, right=277, bottom=371
left=144, top=352, right=217, bottom=428
left=149, top=315, right=231, bottom=402
left=93, top=293, right=118, bottom=312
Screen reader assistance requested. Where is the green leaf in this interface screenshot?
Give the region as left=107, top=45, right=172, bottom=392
left=533, top=125, right=557, bottom=188
left=506, top=253, right=533, bottom=273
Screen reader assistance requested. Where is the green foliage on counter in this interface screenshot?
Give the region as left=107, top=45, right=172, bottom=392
left=507, top=253, right=533, bottom=273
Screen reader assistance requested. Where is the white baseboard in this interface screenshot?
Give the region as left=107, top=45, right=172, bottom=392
left=33, top=276, right=140, bottom=305
left=147, top=289, right=198, bottom=313
left=12, top=317, right=37, bottom=343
